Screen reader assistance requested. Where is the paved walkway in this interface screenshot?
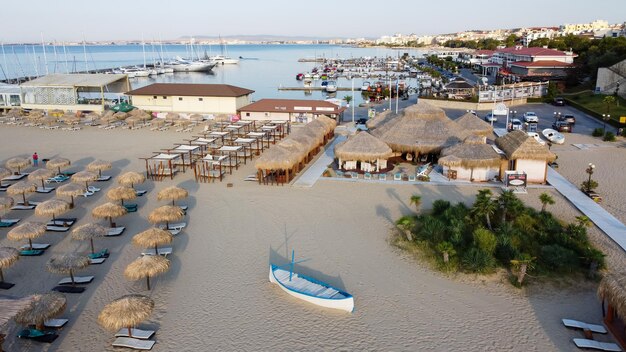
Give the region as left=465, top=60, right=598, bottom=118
left=546, top=168, right=626, bottom=252
left=292, top=135, right=346, bottom=187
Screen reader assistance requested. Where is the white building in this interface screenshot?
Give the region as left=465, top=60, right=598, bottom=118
left=560, top=20, right=609, bottom=34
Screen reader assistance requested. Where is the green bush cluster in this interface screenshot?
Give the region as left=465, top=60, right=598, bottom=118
left=592, top=128, right=605, bottom=137
left=396, top=189, right=605, bottom=284
left=603, top=132, right=616, bottom=142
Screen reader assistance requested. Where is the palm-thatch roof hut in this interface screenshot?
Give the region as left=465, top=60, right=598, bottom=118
left=335, top=132, right=393, bottom=172
left=455, top=112, right=494, bottom=137
left=369, top=101, right=469, bottom=157
left=598, top=273, right=626, bottom=348
left=98, top=294, right=154, bottom=338
left=495, top=130, right=556, bottom=184
left=124, top=255, right=170, bottom=290
left=14, top=292, right=66, bottom=331
left=439, top=139, right=504, bottom=181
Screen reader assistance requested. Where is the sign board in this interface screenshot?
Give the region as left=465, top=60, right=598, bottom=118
left=620, top=116, right=626, bottom=124
left=493, top=103, right=508, bottom=116
left=368, top=108, right=376, bottom=118
left=504, top=172, right=527, bottom=188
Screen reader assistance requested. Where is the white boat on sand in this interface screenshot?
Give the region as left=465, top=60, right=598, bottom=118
left=542, top=128, right=565, bottom=145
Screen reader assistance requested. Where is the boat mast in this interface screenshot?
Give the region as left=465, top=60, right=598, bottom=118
left=1, top=42, right=10, bottom=82
left=40, top=33, right=49, bottom=75
left=289, top=249, right=295, bottom=281
left=82, top=34, right=89, bottom=73
left=62, top=42, right=69, bottom=74
left=52, top=40, right=59, bottom=73
left=142, top=33, right=147, bottom=69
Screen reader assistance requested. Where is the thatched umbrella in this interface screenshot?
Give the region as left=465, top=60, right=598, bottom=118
left=46, top=254, right=90, bottom=286
left=148, top=205, right=184, bottom=228
left=335, top=132, right=393, bottom=163
left=72, top=223, right=106, bottom=255
left=98, top=294, right=154, bottom=338
left=7, top=181, right=36, bottom=206
left=598, top=273, right=626, bottom=323
left=113, top=112, right=128, bottom=120
left=455, top=112, right=494, bottom=137
left=42, top=116, right=58, bottom=127
left=35, top=199, right=70, bottom=221
left=87, top=159, right=112, bottom=178
left=5, top=157, right=30, bottom=175
left=132, top=228, right=173, bottom=256
left=107, top=186, right=136, bottom=206
left=495, top=130, right=557, bottom=162
left=0, top=296, right=33, bottom=334
left=56, top=183, right=85, bottom=208
left=189, top=114, right=203, bottom=122
left=14, top=292, right=66, bottom=331
left=124, top=255, right=170, bottom=290
left=117, top=171, right=145, bottom=189
left=46, top=157, right=71, bottom=175
left=0, top=167, right=10, bottom=187
left=92, top=202, right=127, bottom=227
left=71, top=170, right=98, bottom=188
left=0, top=247, right=19, bottom=284
left=0, top=197, right=14, bottom=223
left=7, top=222, right=46, bottom=250
left=28, top=168, right=55, bottom=189
left=157, top=186, right=188, bottom=206
left=165, top=112, right=179, bottom=121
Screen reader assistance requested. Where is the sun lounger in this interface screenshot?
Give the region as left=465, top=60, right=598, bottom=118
left=88, top=186, right=101, bottom=192
left=46, top=225, right=71, bottom=232
left=11, top=205, right=35, bottom=210
left=58, top=276, right=94, bottom=285
left=20, top=249, right=44, bottom=256
left=45, top=174, right=70, bottom=184
left=124, top=204, right=138, bottom=212
left=135, top=190, right=148, bottom=196
left=61, top=171, right=76, bottom=177
left=44, top=318, right=68, bottom=328
left=20, top=243, right=50, bottom=250
left=379, top=173, right=387, bottom=181
left=83, top=190, right=95, bottom=197
left=17, top=328, right=58, bottom=343
left=573, top=338, right=621, bottom=351
left=115, top=328, right=155, bottom=340
left=95, top=175, right=111, bottom=182
left=36, top=187, right=55, bottom=193
left=106, top=227, right=126, bottom=237
left=47, top=218, right=77, bottom=226
left=88, top=249, right=109, bottom=259
left=112, top=337, right=156, bottom=350
left=0, top=282, right=15, bottom=289
left=2, top=173, right=27, bottom=181
left=16, top=201, right=41, bottom=206
left=0, top=219, right=20, bottom=227
left=0, top=185, right=7, bottom=192
left=563, top=319, right=608, bottom=334
left=90, top=257, right=106, bottom=265
left=52, top=285, right=85, bottom=293
left=142, top=247, right=173, bottom=257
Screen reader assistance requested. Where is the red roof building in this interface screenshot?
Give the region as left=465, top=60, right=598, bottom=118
left=239, top=99, right=346, bottom=123
left=488, top=46, right=577, bottom=81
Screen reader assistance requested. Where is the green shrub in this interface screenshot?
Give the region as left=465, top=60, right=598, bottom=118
left=473, top=228, right=497, bottom=254
left=431, top=200, right=451, bottom=216
left=603, top=131, right=616, bottom=141
left=539, top=244, right=579, bottom=272
left=462, top=247, right=496, bottom=273
left=592, top=128, right=604, bottom=137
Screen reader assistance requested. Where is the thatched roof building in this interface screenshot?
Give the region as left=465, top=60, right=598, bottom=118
left=455, top=112, right=494, bottom=137
left=369, top=101, right=469, bottom=155
left=439, top=140, right=503, bottom=169
left=598, top=272, right=626, bottom=349
left=335, top=132, right=393, bottom=162
left=495, top=130, right=556, bottom=162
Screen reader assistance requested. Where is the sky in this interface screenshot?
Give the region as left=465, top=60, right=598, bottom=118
left=2, top=0, right=625, bottom=42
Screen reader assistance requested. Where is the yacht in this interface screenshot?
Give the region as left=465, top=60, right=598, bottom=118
left=167, top=57, right=217, bottom=72
left=210, top=55, right=239, bottom=65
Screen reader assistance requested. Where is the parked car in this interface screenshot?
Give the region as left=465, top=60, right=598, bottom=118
left=523, top=112, right=539, bottom=123
left=552, top=121, right=573, bottom=133
left=484, top=113, right=497, bottom=123
left=559, top=114, right=576, bottom=126
left=553, top=97, right=565, bottom=106
left=510, top=119, right=523, bottom=131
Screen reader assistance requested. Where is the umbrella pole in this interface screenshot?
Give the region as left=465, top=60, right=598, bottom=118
left=172, top=200, right=175, bottom=206
left=128, top=326, right=133, bottom=338
left=28, top=239, right=33, bottom=250
left=41, top=180, right=45, bottom=189
left=85, top=181, right=89, bottom=189
left=155, top=244, right=159, bottom=255
left=22, top=193, right=27, bottom=206
left=70, top=196, right=75, bottom=208
left=57, top=167, right=61, bottom=174
left=0, top=268, right=4, bottom=282
left=90, top=238, right=95, bottom=254
left=146, top=275, right=151, bottom=290
left=109, top=217, right=113, bottom=228
left=70, top=269, right=75, bottom=287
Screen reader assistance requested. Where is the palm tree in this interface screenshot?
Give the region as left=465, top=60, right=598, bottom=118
left=510, top=253, right=535, bottom=285
left=539, top=192, right=555, bottom=212
left=396, top=216, right=416, bottom=242
left=344, top=95, right=353, bottom=107
left=575, top=215, right=592, bottom=228
left=498, top=190, right=522, bottom=223
left=603, top=96, right=616, bottom=131
left=471, top=190, right=497, bottom=230
left=436, top=241, right=456, bottom=263
left=409, top=195, right=422, bottom=214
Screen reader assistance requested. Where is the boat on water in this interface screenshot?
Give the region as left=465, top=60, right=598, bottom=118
left=123, top=67, right=149, bottom=77
left=361, top=81, right=370, bottom=91
left=167, top=57, right=216, bottom=72
left=325, top=80, right=338, bottom=93
left=269, top=251, right=354, bottom=312
left=542, top=128, right=565, bottom=144
left=210, top=55, right=239, bottom=65
left=296, top=73, right=304, bottom=81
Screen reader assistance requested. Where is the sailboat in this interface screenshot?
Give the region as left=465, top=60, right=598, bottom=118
left=210, top=37, right=239, bottom=65
left=269, top=250, right=354, bottom=312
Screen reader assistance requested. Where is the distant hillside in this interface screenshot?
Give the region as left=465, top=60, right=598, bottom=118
left=178, top=34, right=357, bottom=42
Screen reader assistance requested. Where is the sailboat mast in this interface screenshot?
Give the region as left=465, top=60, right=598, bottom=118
left=142, top=34, right=147, bottom=69
left=289, top=250, right=295, bottom=281
left=52, top=41, right=59, bottom=73
left=0, top=43, right=10, bottom=82
left=62, top=42, right=69, bottom=74
left=82, top=35, right=89, bottom=73
left=40, top=33, right=49, bottom=75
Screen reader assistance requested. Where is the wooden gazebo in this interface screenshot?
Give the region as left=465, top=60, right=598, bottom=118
left=142, top=153, right=181, bottom=181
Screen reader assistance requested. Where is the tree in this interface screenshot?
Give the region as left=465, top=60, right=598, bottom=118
left=604, top=95, right=616, bottom=114
left=396, top=216, right=416, bottom=242
left=409, top=194, right=422, bottom=214
left=471, top=189, right=497, bottom=230
left=575, top=215, right=592, bottom=228
left=498, top=190, right=523, bottom=224
left=344, top=95, right=353, bottom=107
left=510, top=253, right=535, bottom=285
left=539, top=192, right=555, bottom=212
left=580, top=179, right=598, bottom=193
left=436, top=241, right=456, bottom=263
left=473, top=228, right=497, bottom=254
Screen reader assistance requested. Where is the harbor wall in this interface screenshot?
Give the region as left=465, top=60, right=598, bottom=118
left=420, top=97, right=528, bottom=111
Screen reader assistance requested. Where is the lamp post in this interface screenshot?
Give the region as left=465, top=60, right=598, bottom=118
left=602, top=114, right=610, bottom=132
left=585, top=163, right=595, bottom=193
left=616, top=82, right=620, bottom=107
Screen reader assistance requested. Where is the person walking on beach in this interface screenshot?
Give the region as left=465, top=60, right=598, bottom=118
left=32, top=152, right=39, bottom=167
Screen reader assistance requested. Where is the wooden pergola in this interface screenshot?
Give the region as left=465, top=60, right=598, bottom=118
left=247, top=131, right=270, bottom=150
left=235, top=120, right=255, bottom=133
left=194, top=155, right=228, bottom=183
left=142, top=153, right=181, bottom=181
left=217, top=146, right=242, bottom=171
left=187, top=136, right=219, bottom=155
left=232, top=138, right=255, bottom=161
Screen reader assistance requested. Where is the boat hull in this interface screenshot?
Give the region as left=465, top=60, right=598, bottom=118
left=170, top=62, right=216, bottom=72
left=269, top=265, right=354, bottom=312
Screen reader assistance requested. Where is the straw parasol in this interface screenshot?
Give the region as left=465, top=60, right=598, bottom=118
left=98, top=294, right=154, bottom=338
left=71, top=170, right=98, bottom=188
left=0, top=247, right=19, bottom=283
left=254, top=145, right=301, bottom=171
left=0, top=167, right=10, bottom=187
left=495, top=130, right=557, bottom=162
left=165, top=112, right=180, bottom=121
left=189, top=114, right=203, bottom=122
left=56, top=183, right=85, bottom=208
left=335, top=132, right=393, bottom=162
left=28, top=168, right=54, bottom=189
left=14, top=292, right=66, bottom=330
left=7, top=222, right=46, bottom=250
left=87, top=159, right=112, bottom=177
left=117, top=171, right=145, bottom=189
left=124, top=255, right=170, bottom=290
left=46, top=157, right=71, bottom=175
left=157, top=186, right=188, bottom=206
left=0, top=296, right=33, bottom=333
left=7, top=181, right=36, bottom=206
left=148, top=205, right=184, bottom=228
left=46, top=254, right=90, bottom=286
left=113, top=112, right=128, bottom=120
left=454, top=112, right=494, bottom=137
left=132, top=228, right=173, bottom=256
left=42, top=116, right=58, bottom=126
left=439, top=141, right=504, bottom=169
left=35, top=199, right=70, bottom=221
left=370, top=101, right=469, bottom=155
left=107, top=186, right=137, bottom=206
left=0, top=197, right=14, bottom=223
left=72, top=223, right=107, bottom=255
left=5, top=157, right=30, bottom=174
left=598, top=272, right=626, bottom=322
left=92, top=202, right=127, bottom=228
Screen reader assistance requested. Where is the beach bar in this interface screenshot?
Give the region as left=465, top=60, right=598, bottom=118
left=495, top=130, right=556, bottom=184
left=335, top=132, right=393, bottom=172
left=20, top=74, right=130, bottom=112
left=438, top=137, right=504, bottom=181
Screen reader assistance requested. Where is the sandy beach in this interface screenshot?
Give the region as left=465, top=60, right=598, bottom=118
left=1, top=123, right=624, bottom=351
